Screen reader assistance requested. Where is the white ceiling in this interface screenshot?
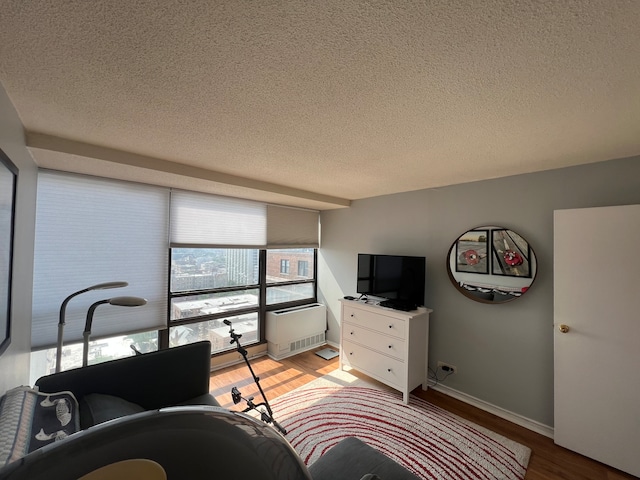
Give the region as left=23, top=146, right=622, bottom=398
left=1, top=1, right=639, bottom=210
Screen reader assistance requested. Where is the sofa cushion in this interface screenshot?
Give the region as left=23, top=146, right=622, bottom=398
left=0, top=386, right=80, bottom=467
left=80, top=393, right=145, bottom=428
left=309, top=437, right=420, bottom=480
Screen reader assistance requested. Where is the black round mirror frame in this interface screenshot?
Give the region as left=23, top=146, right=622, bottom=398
left=446, top=226, right=537, bottom=304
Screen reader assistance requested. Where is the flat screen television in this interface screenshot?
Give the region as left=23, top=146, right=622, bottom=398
left=357, top=254, right=426, bottom=308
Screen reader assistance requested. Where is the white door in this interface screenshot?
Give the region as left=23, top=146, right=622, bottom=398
left=554, top=204, right=640, bottom=477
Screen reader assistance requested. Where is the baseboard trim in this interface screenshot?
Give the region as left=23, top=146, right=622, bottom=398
left=430, top=383, right=554, bottom=439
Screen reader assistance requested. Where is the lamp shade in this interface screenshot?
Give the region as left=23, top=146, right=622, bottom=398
left=106, top=296, right=147, bottom=307
left=85, top=282, right=129, bottom=291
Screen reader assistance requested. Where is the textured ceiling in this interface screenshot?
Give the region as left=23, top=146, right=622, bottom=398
left=1, top=1, right=639, bottom=210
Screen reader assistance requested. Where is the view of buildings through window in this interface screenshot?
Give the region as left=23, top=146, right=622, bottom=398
left=169, top=247, right=315, bottom=354
left=29, top=330, right=159, bottom=384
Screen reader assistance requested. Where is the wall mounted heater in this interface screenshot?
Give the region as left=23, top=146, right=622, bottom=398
left=266, top=303, right=327, bottom=360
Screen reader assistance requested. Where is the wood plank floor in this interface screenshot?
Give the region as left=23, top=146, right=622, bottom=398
left=209, top=346, right=637, bottom=480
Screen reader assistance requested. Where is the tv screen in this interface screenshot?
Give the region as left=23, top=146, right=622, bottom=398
left=357, top=254, right=425, bottom=307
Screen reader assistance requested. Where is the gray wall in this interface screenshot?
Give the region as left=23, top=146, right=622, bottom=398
left=318, top=156, right=640, bottom=427
left=0, top=85, right=38, bottom=392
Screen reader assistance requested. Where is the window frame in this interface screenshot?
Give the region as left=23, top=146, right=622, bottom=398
left=162, top=248, right=317, bottom=353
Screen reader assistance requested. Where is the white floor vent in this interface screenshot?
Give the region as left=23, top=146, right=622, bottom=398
left=266, top=303, right=326, bottom=360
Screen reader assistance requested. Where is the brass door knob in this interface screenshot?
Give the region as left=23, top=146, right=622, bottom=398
left=559, top=324, right=570, bottom=333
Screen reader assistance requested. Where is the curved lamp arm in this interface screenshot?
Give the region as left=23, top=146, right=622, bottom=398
left=82, top=296, right=147, bottom=367
left=55, top=282, right=128, bottom=372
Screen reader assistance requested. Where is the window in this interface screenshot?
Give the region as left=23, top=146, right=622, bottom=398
left=169, top=193, right=319, bottom=354
left=266, top=248, right=315, bottom=305
left=30, top=331, right=158, bottom=384
left=170, top=247, right=317, bottom=352
left=169, top=313, right=258, bottom=352
left=169, top=248, right=261, bottom=354
left=266, top=282, right=315, bottom=305
left=280, top=259, right=290, bottom=274
left=298, top=260, right=309, bottom=276
left=171, top=248, right=259, bottom=295
left=268, top=249, right=314, bottom=283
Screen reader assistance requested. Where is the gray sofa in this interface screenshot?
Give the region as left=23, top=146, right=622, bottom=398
left=34, top=340, right=220, bottom=428
left=0, top=406, right=419, bottom=480
left=1, top=341, right=419, bottom=479
left=311, top=437, right=420, bottom=480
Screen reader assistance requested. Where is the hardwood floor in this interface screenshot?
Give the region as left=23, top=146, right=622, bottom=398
left=209, top=346, right=637, bottom=480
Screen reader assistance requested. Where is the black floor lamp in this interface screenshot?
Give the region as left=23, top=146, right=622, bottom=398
left=56, top=282, right=128, bottom=373
left=82, top=296, right=147, bottom=367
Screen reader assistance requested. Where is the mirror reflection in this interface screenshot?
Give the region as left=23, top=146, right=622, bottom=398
left=447, top=226, right=537, bottom=303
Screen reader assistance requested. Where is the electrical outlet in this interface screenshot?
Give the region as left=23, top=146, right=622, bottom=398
left=437, top=361, right=457, bottom=374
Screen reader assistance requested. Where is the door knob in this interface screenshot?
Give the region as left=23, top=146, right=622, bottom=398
left=558, top=324, right=570, bottom=333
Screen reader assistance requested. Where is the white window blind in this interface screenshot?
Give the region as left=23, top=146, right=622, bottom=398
left=32, top=172, right=169, bottom=349
left=170, top=190, right=266, bottom=247
left=267, top=205, right=319, bottom=248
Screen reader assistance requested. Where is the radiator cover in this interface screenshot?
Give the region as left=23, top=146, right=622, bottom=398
left=265, top=303, right=327, bottom=360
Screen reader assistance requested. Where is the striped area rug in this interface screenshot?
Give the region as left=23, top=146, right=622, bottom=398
left=270, top=373, right=531, bottom=480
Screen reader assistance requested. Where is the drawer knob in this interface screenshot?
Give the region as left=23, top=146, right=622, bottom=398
left=387, top=368, right=392, bottom=372
left=349, top=352, right=353, bottom=356
left=350, top=331, right=354, bottom=335
left=388, top=324, right=393, bottom=329
left=350, top=314, right=355, bottom=317
left=388, top=345, right=392, bottom=349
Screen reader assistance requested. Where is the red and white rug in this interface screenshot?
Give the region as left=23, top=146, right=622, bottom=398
left=270, top=371, right=531, bottom=480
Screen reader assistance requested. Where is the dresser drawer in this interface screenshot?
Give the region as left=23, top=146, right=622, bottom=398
left=342, top=305, right=405, bottom=339
left=342, top=340, right=404, bottom=389
left=343, top=322, right=405, bottom=360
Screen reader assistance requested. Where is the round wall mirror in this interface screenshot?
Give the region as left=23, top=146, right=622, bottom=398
left=447, top=226, right=537, bottom=303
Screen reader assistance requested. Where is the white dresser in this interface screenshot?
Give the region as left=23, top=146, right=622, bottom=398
left=339, top=299, right=432, bottom=404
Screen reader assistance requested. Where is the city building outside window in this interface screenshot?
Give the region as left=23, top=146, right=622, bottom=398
left=266, top=249, right=315, bottom=306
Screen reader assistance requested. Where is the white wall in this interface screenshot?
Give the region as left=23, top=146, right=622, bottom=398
left=318, top=155, right=640, bottom=428
left=0, top=84, right=38, bottom=392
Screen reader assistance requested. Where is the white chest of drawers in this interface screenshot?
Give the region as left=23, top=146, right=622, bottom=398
left=339, top=299, right=432, bottom=404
